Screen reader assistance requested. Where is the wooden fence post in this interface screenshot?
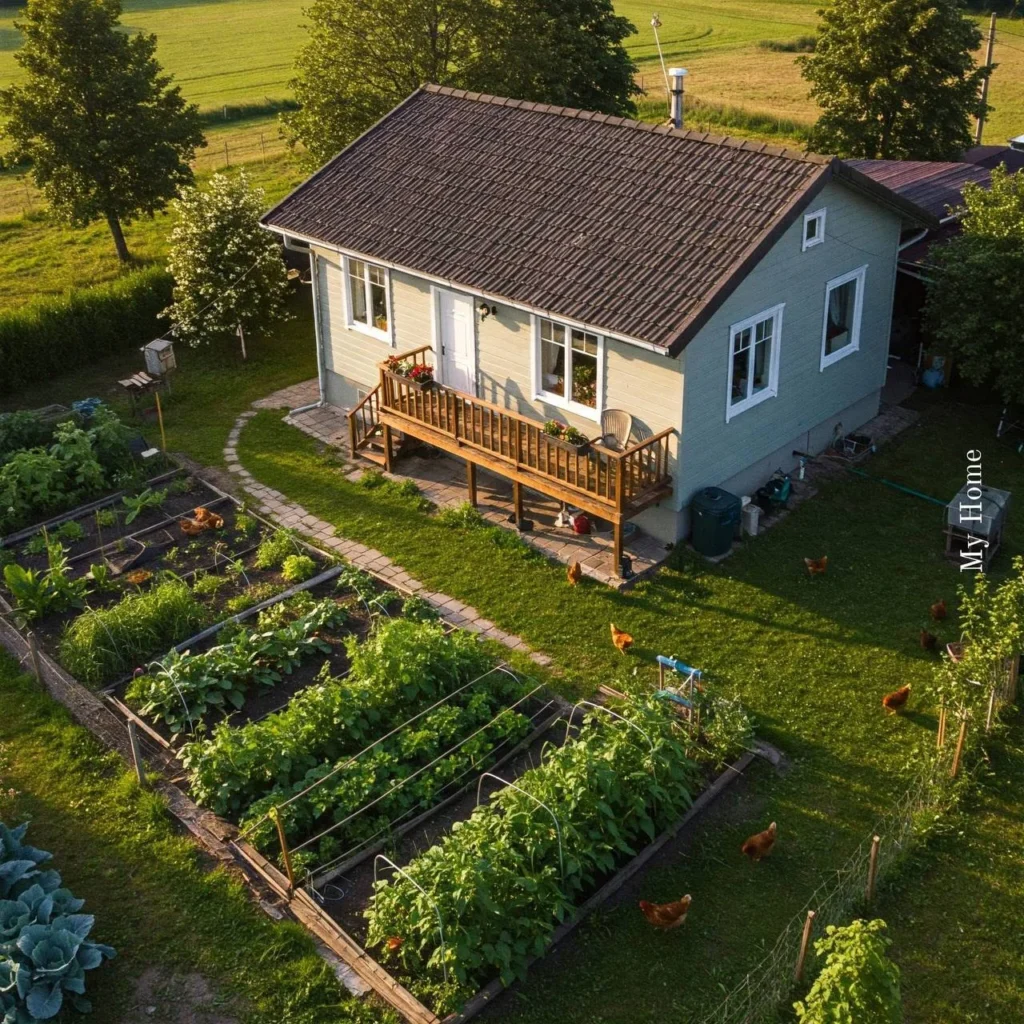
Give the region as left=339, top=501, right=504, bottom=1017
left=127, top=720, right=146, bottom=787
left=794, top=909, right=816, bottom=983
left=271, top=807, right=296, bottom=892
left=951, top=716, right=968, bottom=777
left=865, top=835, right=881, bottom=903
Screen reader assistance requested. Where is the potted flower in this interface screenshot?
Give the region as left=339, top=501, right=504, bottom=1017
left=384, top=356, right=435, bottom=390
left=543, top=419, right=590, bottom=454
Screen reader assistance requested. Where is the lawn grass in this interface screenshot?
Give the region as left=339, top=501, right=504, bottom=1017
left=0, top=291, right=318, bottom=468
left=0, top=152, right=303, bottom=311
left=0, top=651, right=394, bottom=1024
left=879, top=708, right=1024, bottom=1024
left=234, top=394, right=1024, bottom=1022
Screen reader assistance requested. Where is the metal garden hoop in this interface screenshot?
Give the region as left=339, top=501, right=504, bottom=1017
left=563, top=700, right=655, bottom=753
left=373, top=855, right=447, bottom=985
left=475, top=772, right=565, bottom=880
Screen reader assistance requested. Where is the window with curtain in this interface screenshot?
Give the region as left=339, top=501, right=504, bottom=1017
left=536, top=317, right=601, bottom=416
left=821, top=266, right=866, bottom=368
left=727, top=304, right=783, bottom=421
left=347, top=257, right=390, bottom=337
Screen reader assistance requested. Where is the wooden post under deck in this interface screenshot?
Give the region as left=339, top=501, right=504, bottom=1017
left=467, top=461, right=477, bottom=506
left=512, top=481, right=523, bottom=525
left=613, top=519, right=624, bottom=576
left=381, top=424, right=393, bottom=472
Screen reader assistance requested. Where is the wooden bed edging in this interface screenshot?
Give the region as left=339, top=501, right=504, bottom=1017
left=231, top=840, right=440, bottom=1024
left=443, top=748, right=759, bottom=1024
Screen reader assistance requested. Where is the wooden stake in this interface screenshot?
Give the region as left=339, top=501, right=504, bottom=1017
left=154, top=391, right=167, bottom=452
left=951, top=716, right=968, bottom=778
left=985, top=687, right=997, bottom=733
left=937, top=703, right=947, bottom=749
left=27, top=632, right=44, bottom=690
left=127, top=720, right=146, bottom=786
left=271, top=807, right=296, bottom=892
left=795, top=909, right=816, bottom=983
left=865, top=835, right=881, bottom=902
left=260, top=132, right=266, bottom=162
left=224, top=139, right=230, bottom=167
left=237, top=323, right=247, bottom=361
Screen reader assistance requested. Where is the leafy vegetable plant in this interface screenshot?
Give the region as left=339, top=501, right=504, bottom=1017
left=126, top=598, right=347, bottom=733
left=0, top=820, right=115, bottom=1020
left=253, top=529, right=298, bottom=569
left=281, top=554, right=316, bottom=584
left=121, top=488, right=168, bottom=525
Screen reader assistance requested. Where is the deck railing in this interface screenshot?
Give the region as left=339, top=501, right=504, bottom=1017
left=377, top=346, right=673, bottom=513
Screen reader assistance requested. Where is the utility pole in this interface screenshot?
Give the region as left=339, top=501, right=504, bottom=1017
left=975, top=12, right=997, bottom=146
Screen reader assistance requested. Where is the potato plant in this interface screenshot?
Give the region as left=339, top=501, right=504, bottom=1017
left=365, top=697, right=699, bottom=1011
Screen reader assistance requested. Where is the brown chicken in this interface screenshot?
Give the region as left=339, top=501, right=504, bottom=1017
left=882, top=684, right=911, bottom=714
left=610, top=623, right=633, bottom=654
left=179, top=518, right=205, bottom=537
left=193, top=507, right=224, bottom=530
left=639, top=895, right=692, bottom=930
left=125, top=569, right=152, bottom=585
left=920, top=630, right=938, bottom=651
left=804, top=556, right=828, bottom=576
left=741, top=822, right=777, bottom=862
left=930, top=599, right=947, bottom=621
left=385, top=936, right=403, bottom=952
left=567, top=561, right=582, bottom=587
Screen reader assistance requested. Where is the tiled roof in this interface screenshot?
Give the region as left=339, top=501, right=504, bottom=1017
left=847, top=159, right=991, bottom=220
left=265, top=86, right=933, bottom=353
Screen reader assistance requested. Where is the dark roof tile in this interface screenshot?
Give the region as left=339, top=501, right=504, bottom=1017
left=264, top=87, right=931, bottom=351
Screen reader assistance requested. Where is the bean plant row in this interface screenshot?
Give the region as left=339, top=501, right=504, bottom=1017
left=366, top=697, right=701, bottom=1014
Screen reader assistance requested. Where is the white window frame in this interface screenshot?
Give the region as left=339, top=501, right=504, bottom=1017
left=802, top=208, right=826, bottom=251
left=531, top=315, right=603, bottom=422
left=820, top=264, right=867, bottom=370
left=343, top=255, right=393, bottom=344
left=725, top=303, right=784, bottom=422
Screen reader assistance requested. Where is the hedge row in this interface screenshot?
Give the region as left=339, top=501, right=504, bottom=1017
left=0, top=265, right=174, bottom=393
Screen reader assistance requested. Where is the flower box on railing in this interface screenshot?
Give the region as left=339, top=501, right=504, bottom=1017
left=384, top=357, right=435, bottom=392
left=543, top=420, right=590, bottom=455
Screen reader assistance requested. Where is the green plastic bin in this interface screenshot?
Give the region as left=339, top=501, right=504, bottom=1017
left=690, top=487, right=741, bottom=557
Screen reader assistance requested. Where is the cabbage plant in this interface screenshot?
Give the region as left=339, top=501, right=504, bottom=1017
left=0, top=823, right=115, bottom=1021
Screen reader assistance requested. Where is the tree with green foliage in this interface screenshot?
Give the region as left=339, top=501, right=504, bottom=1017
left=924, top=166, right=1024, bottom=402
left=162, top=172, right=290, bottom=357
left=477, top=0, right=638, bottom=116
left=0, top=0, right=203, bottom=261
left=798, top=0, right=989, bottom=160
left=284, top=0, right=638, bottom=167
left=794, top=919, right=901, bottom=1024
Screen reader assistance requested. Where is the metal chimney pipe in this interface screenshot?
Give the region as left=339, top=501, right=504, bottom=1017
left=669, top=67, right=688, bottom=129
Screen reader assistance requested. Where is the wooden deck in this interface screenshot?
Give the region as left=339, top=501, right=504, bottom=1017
left=348, top=346, right=674, bottom=574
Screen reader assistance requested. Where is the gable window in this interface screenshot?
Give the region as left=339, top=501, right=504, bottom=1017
left=346, top=256, right=391, bottom=341
left=820, top=265, right=866, bottom=370
left=726, top=304, right=783, bottom=422
left=534, top=317, right=602, bottom=419
left=803, top=208, right=826, bottom=251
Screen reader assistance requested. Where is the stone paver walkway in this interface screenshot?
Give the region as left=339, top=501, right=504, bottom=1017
left=224, top=388, right=553, bottom=669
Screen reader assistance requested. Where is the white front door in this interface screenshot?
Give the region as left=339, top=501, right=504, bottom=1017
left=436, top=288, right=477, bottom=395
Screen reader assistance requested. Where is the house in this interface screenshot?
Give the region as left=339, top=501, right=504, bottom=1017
left=262, top=86, right=935, bottom=573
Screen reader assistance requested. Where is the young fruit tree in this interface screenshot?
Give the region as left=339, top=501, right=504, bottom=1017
left=162, top=173, right=290, bottom=357
left=284, top=0, right=638, bottom=167
left=924, top=167, right=1024, bottom=403
left=797, top=0, right=989, bottom=160
left=794, top=919, right=901, bottom=1024
left=0, top=0, right=203, bottom=262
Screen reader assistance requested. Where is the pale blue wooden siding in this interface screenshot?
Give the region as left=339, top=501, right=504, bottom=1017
left=678, top=181, right=903, bottom=507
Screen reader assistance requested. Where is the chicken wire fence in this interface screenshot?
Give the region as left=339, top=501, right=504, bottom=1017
left=698, top=743, right=958, bottom=1024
